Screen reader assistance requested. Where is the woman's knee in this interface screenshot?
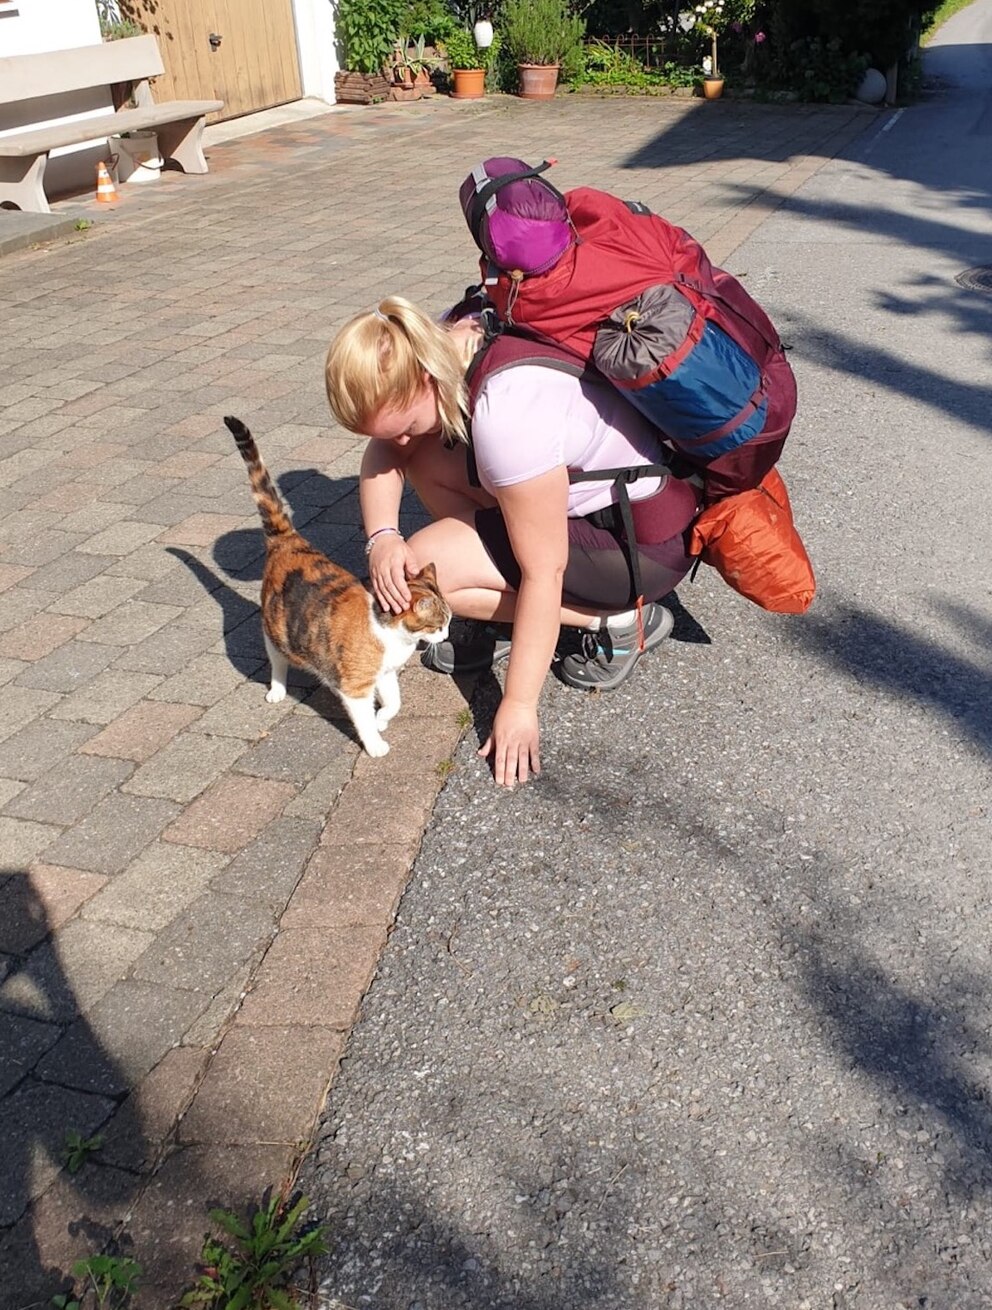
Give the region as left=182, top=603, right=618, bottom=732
left=408, top=516, right=507, bottom=594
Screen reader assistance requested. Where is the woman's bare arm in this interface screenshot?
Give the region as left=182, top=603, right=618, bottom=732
left=480, top=466, right=571, bottom=786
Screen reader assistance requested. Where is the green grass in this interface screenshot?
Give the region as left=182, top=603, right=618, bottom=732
left=922, top=0, right=978, bottom=43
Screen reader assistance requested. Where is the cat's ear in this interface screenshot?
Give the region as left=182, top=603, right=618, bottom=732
left=415, top=561, right=438, bottom=586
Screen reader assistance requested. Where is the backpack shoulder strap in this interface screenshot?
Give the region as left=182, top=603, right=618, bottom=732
left=465, top=327, right=592, bottom=414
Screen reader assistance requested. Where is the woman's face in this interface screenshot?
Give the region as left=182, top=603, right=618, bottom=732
left=364, top=380, right=440, bottom=447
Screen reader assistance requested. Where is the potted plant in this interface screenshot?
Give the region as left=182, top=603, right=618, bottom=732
left=695, top=0, right=727, bottom=98
left=442, top=26, right=499, bottom=99
left=96, top=1, right=143, bottom=40
left=391, top=35, right=440, bottom=98
left=335, top=0, right=403, bottom=103
left=501, top=0, right=585, bottom=100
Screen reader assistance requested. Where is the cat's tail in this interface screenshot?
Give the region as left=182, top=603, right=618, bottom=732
left=224, top=416, right=292, bottom=538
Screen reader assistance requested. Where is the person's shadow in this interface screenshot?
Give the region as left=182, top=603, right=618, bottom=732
left=0, top=873, right=149, bottom=1310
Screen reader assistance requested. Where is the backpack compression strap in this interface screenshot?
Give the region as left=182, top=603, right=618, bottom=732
left=466, top=159, right=567, bottom=256
left=571, top=463, right=676, bottom=617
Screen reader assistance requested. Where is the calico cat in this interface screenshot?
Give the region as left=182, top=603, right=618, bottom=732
left=225, top=416, right=451, bottom=757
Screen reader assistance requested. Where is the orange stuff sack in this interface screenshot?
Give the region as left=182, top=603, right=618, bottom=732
left=688, top=467, right=815, bottom=613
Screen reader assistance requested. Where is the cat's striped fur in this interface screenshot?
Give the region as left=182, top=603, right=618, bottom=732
left=225, top=416, right=450, bottom=757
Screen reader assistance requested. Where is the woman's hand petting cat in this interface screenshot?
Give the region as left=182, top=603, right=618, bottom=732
left=370, top=535, right=417, bottom=613
left=479, top=698, right=541, bottom=788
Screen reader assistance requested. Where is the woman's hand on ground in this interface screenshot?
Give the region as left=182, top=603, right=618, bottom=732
left=369, top=536, right=416, bottom=613
left=479, top=699, right=541, bottom=788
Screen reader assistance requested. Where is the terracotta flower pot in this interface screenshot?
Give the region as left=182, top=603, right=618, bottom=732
left=451, top=67, right=485, bottom=99
left=702, top=75, right=725, bottom=100
left=517, top=63, right=560, bottom=100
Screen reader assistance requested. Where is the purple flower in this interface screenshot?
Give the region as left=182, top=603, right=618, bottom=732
left=731, top=20, right=742, bottom=31
left=754, top=30, right=766, bottom=43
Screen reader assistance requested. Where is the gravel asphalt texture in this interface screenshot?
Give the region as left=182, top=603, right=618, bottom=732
left=301, top=8, right=992, bottom=1308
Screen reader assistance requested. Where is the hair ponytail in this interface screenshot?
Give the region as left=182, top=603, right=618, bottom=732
left=325, top=296, right=469, bottom=443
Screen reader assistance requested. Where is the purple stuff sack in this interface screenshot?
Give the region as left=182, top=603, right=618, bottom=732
left=458, top=157, right=574, bottom=276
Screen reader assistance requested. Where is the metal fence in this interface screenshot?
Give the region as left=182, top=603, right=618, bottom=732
left=584, top=33, right=696, bottom=69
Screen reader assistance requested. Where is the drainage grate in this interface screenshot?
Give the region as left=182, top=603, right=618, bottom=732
left=954, top=266, right=992, bottom=295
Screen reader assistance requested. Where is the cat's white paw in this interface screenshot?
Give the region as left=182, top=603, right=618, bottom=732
left=265, top=686, right=287, bottom=704
left=364, top=737, right=390, bottom=758
left=375, top=708, right=396, bottom=730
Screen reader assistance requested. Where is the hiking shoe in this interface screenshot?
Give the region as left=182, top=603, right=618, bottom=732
left=558, top=603, right=674, bottom=691
left=421, top=620, right=512, bottom=675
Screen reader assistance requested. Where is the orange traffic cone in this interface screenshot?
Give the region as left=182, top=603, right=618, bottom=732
left=95, top=160, right=119, bottom=204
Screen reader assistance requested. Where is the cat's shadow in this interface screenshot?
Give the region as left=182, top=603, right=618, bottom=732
left=167, top=545, right=368, bottom=750
left=165, top=546, right=284, bottom=682
left=213, top=470, right=428, bottom=585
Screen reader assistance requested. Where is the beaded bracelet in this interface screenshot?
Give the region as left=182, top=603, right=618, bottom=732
left=364, top=527, right=403, bottom=556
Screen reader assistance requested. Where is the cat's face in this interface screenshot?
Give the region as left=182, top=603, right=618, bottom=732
left=393, top=562, right=451, bottom=644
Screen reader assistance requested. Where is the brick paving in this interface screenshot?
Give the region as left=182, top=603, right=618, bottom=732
left=0, top=92, right=874, bottom=1307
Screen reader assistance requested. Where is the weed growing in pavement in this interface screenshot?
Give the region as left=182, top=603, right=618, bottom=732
left=455, top=707, right=472, bottom=729
left=436, top=758, right=456, bottom=779
left=62, top=1130, right=103, bottom=1174
left=52, top=1254, right=142, bottom=1310
left=180, top=1188, right=328, bottom=1309
left=74, top=218, right=94, bottom=232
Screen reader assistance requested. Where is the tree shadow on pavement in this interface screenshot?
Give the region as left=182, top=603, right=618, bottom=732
left=310, top=1176, right=624, bottom=1310
left=753, top=187, right=992, bottom=299
left=787, top=600, right=992, bottom=758
left=552, top=757, right=992, bottom=1194
left=0, top=874, right=149, bottom=1310
left=694, top=182, right=992, bottom=445
left=619, top=100, right=832, bottom=172
left=619, top=52, right=992, bottom=209
left=796, top=915, right=992, bottom=1194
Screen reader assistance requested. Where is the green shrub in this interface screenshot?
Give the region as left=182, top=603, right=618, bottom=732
left=567, top=40, right=698, bottom=90
left=761, top=33, right=867, bottom=101
left=97, top=3, right=142, bottom=40
left=338, top=0, right=405, bottom=72
left=501, top=0, right=586, bottom=66
left=442, top=25, right=501, bottom=69
left=764, top=0, right=933, bottom=69
left=399, top=0, right=456, bottom=43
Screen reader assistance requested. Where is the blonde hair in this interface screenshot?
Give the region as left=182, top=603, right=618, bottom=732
left=325, top=296, right=471, bottom=444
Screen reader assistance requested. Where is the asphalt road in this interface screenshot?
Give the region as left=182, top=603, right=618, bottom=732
left=302, top=7, right=992, bottom=1307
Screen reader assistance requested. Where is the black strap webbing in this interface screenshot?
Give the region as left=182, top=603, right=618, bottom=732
left=468, top=160, right=566, bottom=253
left=571, top=463, right=673, bottom=608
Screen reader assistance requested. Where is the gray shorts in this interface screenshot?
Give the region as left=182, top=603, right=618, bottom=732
left=474, top=477, right=701, bottom=610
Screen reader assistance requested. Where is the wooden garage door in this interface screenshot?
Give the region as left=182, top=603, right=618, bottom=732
left=121, top=0, right=302, bottom=121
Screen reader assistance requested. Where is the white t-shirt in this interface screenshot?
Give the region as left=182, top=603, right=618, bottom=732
left=471, top=366, right=668, bottom=516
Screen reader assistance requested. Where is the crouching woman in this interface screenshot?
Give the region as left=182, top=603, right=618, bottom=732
left=324, top=296, right=700, bottom=788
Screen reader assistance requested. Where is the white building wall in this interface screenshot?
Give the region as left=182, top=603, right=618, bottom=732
left=0, top=0, right=99, bottom=56
left=0, top=0, right=111, bottom=198
left=291, top=0, right=339, bottom=104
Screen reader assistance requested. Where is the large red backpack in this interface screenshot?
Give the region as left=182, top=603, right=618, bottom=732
left=460, top=319, right=814, bottom=616
left=461, top=162, right=797, bottom=503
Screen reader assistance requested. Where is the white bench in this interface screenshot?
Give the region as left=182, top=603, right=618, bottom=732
left=0, top=35, right=223, bottom=213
